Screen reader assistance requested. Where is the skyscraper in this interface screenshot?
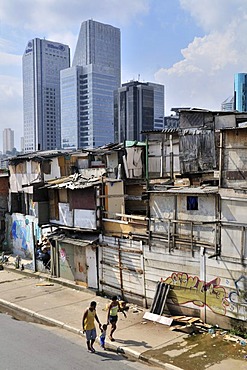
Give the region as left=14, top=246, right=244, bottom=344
left=23, top=38, right=70, bottom=152
left=147, top=82, right=165, bottom=130
left=61, top=20, right=121, bottom=149
left=60, top=66, right=83, bottom=150
left=234, top=73, right=247, bottom=112
left=3, top=128, right=14, bottom=154
left=221, top=96, right=234, bottom=111
left=114, top=80, right=165, bottom=142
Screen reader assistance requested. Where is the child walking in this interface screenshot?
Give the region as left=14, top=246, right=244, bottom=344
left=100, top=324, right=108, bottom=350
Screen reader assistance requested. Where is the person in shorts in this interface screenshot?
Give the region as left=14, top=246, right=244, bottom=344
left=107, top=296, right=126, bottom=341
left=82, top=301, right=101, bottom=353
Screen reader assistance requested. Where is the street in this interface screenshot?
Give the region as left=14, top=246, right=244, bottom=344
left=0, top=313, right=159, bottom=370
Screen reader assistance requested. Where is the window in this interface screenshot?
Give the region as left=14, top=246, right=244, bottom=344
left=187, top=196, right=198, bottom=211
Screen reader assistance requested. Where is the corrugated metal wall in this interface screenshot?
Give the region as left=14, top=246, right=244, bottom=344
left=100, top=236, right=145, bottom=304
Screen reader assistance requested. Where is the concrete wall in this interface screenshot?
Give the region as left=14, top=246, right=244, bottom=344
left=99, top=234, right=246, bottom=328
left=149, top=192, right=217, bottom=246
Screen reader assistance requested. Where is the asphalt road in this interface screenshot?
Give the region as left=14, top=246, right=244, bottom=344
left=0, top=313, right=159, bottom=370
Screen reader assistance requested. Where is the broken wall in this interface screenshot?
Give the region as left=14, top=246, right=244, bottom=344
left=221, top=128, right=247, bottom=188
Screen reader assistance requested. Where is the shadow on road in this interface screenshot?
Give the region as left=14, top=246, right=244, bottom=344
left=115, top=338, right=152, bottom=349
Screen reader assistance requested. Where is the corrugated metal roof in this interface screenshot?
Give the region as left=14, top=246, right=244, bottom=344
left=45, top=170, right=105, bottom=190
left=71, top=143, right=124, bottom=156
left=9, top=150, right=72, bottom=164
left=142, top=128, right=178, bottom=134
left=58, top=237, right=98, bottom=247
left=53, top=233, right=99, bottom=246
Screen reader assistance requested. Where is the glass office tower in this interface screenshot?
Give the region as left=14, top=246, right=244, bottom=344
left=61, top=66, right=80, bottom=150
left=23, top=38, right=70, bottom=152
left=221, top=96, right=234, bottom=111
left=147, top=82, right=165, bottom=130
left=114, top=81, right=165, bottom=142
left=61, top=20, right=121, bottom=149
left=234, top=73, right=247, bottom=112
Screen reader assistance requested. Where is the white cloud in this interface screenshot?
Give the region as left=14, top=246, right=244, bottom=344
left=155, top=0, right=247, bottom=113
left=0, top=51, right=21, bottom=66
left=0, top=0, right=150, bottom=32
left=179, top=0, right=247, bottom=32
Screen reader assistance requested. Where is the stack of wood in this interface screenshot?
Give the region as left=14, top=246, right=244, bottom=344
left=169, top=315, right=213, bottom=334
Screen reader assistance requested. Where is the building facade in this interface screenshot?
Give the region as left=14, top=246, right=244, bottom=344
left=60, top=66, right=84, bottom=150
left=114, top=81, right=164, bottom=142
left=3, top=128, right=14, bottom=154
left=61, top=20, right=121, bottom=150
left=221, top=96, right=234, bottom=111
left=234, top=73, right=247, bottom=112
left=147, top=82, right=165, bottom=130
left=23, top=38, right=70, bottom=152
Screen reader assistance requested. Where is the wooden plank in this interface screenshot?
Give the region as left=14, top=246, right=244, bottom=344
left=143, top=312, right=173, bottom=326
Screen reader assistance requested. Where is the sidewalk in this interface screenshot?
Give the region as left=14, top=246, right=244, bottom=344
left=0, top=264, right=246, bottom=370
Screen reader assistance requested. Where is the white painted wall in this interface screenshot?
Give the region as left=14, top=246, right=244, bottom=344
left=44, top=157, right=61, bottom=181
left=86, top=245, right=98, bottom=289
left=74, top=209, right=96, bottom=229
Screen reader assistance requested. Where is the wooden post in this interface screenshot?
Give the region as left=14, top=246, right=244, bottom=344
left=191, top=222, right=194, bottom=257
left=219, top=131, right=223, bottom=187
left=140, top=240, right=147, bottom=308
left=241, top=226, right=245, bottom=266
left=170, top=134, right=174, bottom=180
left=168, top=219, right=171, bottom=253
left=31, top=221, right=37, bottom=272
left=118, top=239, right=124, bottom=299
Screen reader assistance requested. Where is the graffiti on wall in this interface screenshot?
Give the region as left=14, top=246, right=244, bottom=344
left=228, top=275, right=247, bottom=307
left=8, top=214, right=40, bottom=258
left=164, top=272, right=229, bottom=315
left=60, top=248, right=67, bottom=263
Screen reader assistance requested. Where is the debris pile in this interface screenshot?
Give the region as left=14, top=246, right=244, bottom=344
left=170, top=315, right=213, bottom=334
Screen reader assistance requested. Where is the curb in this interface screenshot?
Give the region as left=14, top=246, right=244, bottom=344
left=3, top=265, right=96, bottom=294
left=0, top=297, right=183, bottom=369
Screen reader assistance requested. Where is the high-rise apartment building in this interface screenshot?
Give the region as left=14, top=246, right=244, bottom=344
left=3, top=128, right=14, bottom=154
left=23, top=38, right=70, bottom=152
left=234, top=73, right=247, bottom=112
left=114, top=80, right=165, bottom=142
left=61, top=20, right=121, bottom=150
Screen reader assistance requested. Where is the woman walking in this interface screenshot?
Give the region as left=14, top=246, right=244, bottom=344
left=107, top=296, right=126, bottom=341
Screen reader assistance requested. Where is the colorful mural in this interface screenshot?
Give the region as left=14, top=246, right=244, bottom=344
left=60, top=248, right=67, bottom=263
left=229, top=275, right=247, bottom=306
left=164, top=272, right=229, bottom=315
left=7, top=214, right=40, bottom=258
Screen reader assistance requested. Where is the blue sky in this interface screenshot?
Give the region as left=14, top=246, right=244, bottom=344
left=0, top=0, right=246, bottom=150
